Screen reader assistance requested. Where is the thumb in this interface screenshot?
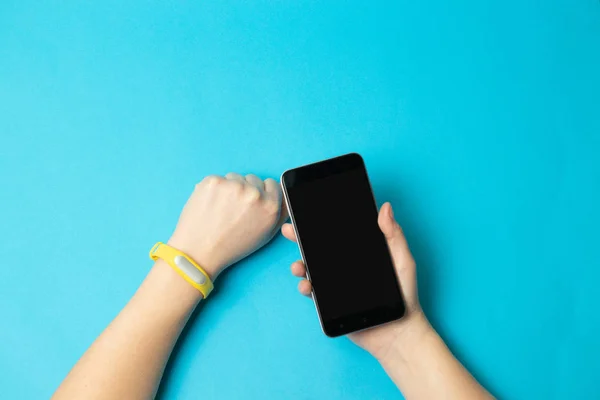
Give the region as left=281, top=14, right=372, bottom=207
left=378, top=202, right=419, bottom=311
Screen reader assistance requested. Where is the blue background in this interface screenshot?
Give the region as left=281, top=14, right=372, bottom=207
left=1, top=1, right=599, bottom=399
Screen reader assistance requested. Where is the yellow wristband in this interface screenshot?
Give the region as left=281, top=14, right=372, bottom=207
left=149, top=242, right=214, bottom=298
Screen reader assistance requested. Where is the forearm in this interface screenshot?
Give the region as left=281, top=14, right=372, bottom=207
left=52, top=261, right=202, bottom=400
left=53, top=172, right=286, bottom=399
left=379, top=316, right=493, bottom=400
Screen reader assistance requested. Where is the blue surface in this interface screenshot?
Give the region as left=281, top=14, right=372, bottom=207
left=1, top=1, right=599, bottom=399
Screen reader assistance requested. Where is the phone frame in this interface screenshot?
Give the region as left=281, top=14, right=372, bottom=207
left=281, top=152, right=406, bottom=337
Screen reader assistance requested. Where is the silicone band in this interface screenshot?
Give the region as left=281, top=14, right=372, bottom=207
left=149, top=242, right=214, bottom=298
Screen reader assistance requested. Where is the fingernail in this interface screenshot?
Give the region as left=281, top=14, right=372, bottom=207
left=389, top=204, right=394, bottom=219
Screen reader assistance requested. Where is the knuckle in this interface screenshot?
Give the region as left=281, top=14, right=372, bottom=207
left=201, top=175, right=222, bottom=188
left=245, top=186, right=262, bottom=202
left=264, top=177, right=278, bottom=188
left=230, top=180, right=245, bottom=192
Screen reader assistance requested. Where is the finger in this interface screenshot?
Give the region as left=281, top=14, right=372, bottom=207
left=290, top=260, right=306, bottom=277
left=225, top=172, right=246, bottom=183
left=378, top=203, right=409, bottom=247
left=278, top=196, right=289, bottom=225
left=378, top=202, right=419, bottom=310
left=265, top=178, right=289, bottom=230
left=245, top=174, right=265, bottom=192
left=263, top=178, right=282, bottom=203
left=281, top=223, right=297, bottom=242
left=298, top=279, right=312, bottom=296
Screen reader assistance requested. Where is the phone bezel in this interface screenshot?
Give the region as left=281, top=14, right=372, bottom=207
left=281, top=153, right=406, bottom=337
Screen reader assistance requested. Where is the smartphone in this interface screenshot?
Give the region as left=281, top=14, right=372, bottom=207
left=281, top=153, right=406, bottom=337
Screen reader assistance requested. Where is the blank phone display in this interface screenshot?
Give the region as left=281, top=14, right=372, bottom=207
left=285, top=162, right=404, bottom=329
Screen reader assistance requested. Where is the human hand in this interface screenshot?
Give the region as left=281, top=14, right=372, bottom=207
left=282, top=202, right=432, bottom=362
left=168, top=173, right=288, bottom=280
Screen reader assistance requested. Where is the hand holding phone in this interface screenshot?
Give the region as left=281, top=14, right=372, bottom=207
left=282, top=200, right=426, bottom=355
left=282, top=153, right=417, bottom=337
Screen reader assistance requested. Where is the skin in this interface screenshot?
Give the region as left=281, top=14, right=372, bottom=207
left=283, top=203, right=493, bottom=399
left=52, top=173, right=493, bottom=400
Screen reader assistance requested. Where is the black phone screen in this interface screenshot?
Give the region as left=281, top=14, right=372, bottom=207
left=283, top=154, right=405, bottom=336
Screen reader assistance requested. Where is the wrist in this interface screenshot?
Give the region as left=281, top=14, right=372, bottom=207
left=145, top=260, right=204, bottom=306
left=376, top=311, right=435, bottom=366
left=166, top=237, right=224, bottom=280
